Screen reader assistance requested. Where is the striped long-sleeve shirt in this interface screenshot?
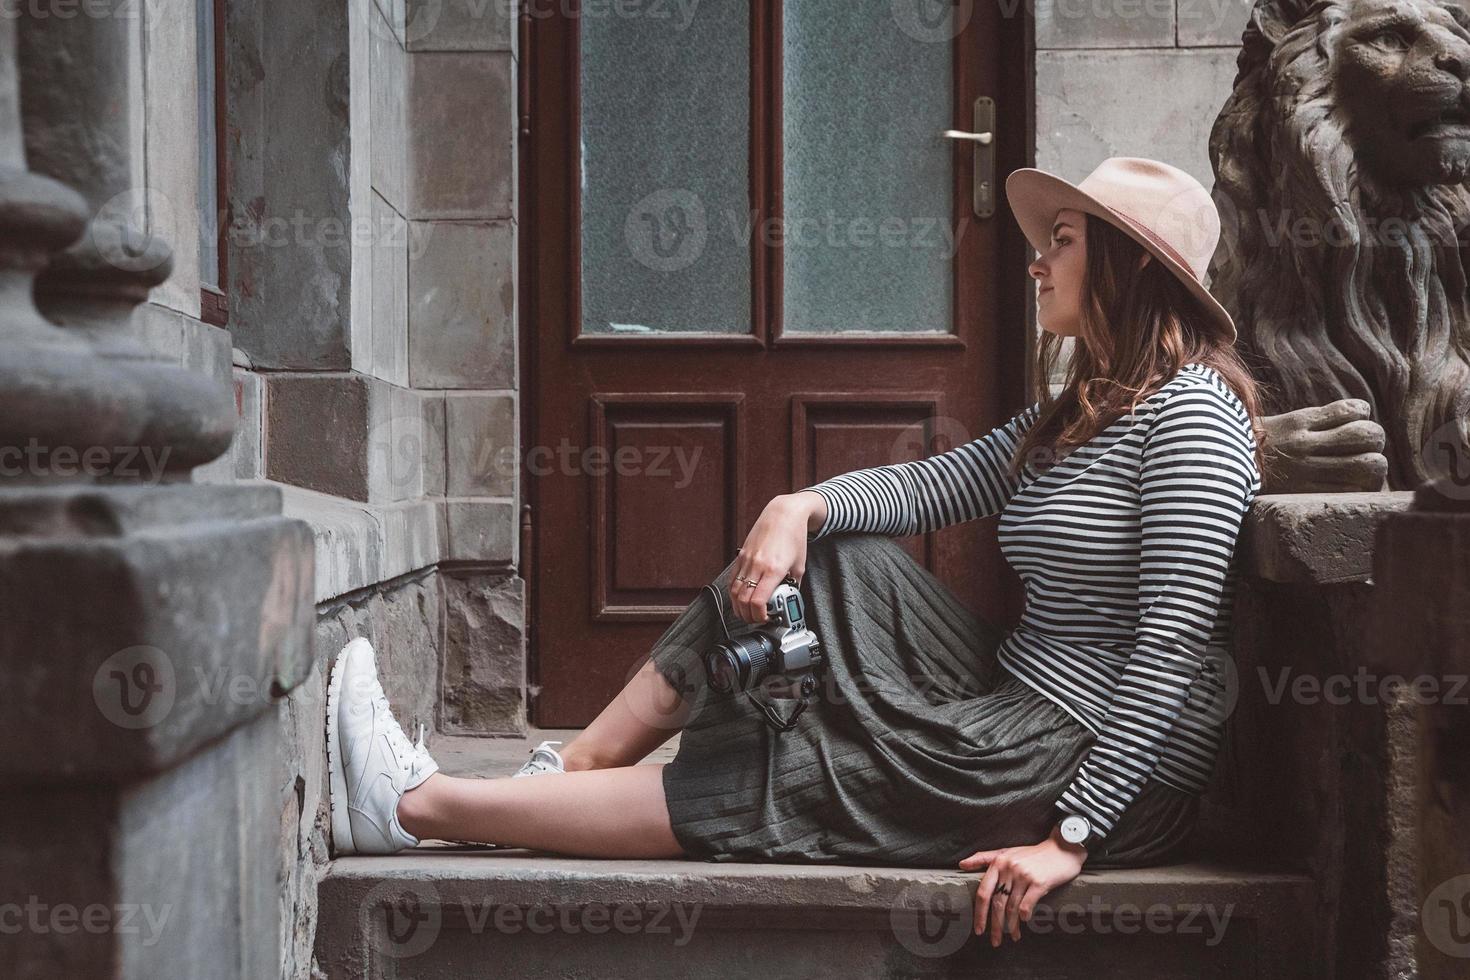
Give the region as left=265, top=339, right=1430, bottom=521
left=798, top=362, right=1263, bottom=845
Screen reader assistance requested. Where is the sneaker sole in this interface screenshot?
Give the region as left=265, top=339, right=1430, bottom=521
left=325, top=646, right=356, bottom=856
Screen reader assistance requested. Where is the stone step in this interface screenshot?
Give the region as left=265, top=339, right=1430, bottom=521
left=316, top=850, right=1318, bottom=979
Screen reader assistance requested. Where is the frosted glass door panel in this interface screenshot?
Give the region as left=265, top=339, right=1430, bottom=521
left=782, top=0, right=954, bottom=334
left=580, top=3, right=752, bottom=336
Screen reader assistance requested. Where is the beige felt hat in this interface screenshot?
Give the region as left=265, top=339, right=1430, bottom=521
left=1005, top=157, right=1236, bottom=343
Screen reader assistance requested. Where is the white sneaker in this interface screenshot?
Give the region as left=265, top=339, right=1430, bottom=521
left=514, top=740, right=566, bottom=777
left=326, top=638, right=440, bottom=855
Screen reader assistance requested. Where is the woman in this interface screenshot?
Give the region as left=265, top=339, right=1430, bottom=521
left=326, top=157, right=1270, bottom=946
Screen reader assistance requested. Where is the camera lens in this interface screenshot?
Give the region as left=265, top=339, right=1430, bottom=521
left=707, top=652, right=740, bottom=694
left=705, top=634, right=774, bottom=694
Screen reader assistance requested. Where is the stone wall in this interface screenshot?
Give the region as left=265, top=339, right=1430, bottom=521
left=1032, top=0, right=1253, bottom=386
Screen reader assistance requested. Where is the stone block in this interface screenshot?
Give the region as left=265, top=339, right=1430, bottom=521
left=406, top=52, right=515, bottom=219
left=1035, top=49, right=1239, bottom=186
left=1, top=714, right=286, bottom=980
left=421, top=391, right=447, bottom=497
left=1367, top=489, right=1470, bottom=677
left=371, top=379, right=430, bottom=502
left=232, top=367, right=264, bottom=480
left=266, top=373, right=444, bottom=504
left=182, top=319, right=233, bottom=388
left=130, top=301, right=185, bottom=363
left=440, top=570, right=527, bottom=734
left=266, top=373, right=373, bottom=500
left=1241, top=491, right=1415, bottom=585
left=443, top=498, right=517, bottom=563
left=408, top=219, right=517, bottom=388
left=0, top=483, right=315, bottom=782
left=143, top=0, right=202, bottom=319
left=113, top=714, right=280, bottom=980
left=278, top=484, right=442, bottom=603
left=445, top=392, right=517, bottom=497
left=226, top=0, right=353, bottom=369
left=370, top=11, right=407, bottom=211
left=406, top=0, right=517, bottom=52
left=370, top=192, right=409, bottom=387
left=351, top=0, right=374, bottom=378
left=374, top=0, right=407, bottom=44
left=1035, top=0, right=1174, bottom=49
left=195, top=355, right=261, bottom=487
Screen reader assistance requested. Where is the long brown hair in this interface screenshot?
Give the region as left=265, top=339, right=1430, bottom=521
left=1010, top=212, right=1276, bottom=485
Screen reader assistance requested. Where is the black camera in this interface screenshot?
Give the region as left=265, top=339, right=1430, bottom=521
left=704, top=578, right=824, bottom=698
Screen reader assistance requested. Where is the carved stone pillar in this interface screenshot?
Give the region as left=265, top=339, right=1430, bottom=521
left=0, top=20, right=141, bottom=481
left=0, top=10, right=316, bottom=980
left=16, top=0, right=233, bottom=478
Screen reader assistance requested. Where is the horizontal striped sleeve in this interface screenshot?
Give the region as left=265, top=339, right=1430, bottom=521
left=1054, top=383, right=1257, bottom=842
left=799, top=402, right=1042, bottom=542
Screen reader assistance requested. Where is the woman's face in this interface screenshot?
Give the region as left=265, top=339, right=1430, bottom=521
left=1028, top=207, right=1087, bottom=337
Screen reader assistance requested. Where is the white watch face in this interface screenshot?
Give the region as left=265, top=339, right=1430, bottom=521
left=1060, top=814, right=1090, bottom=844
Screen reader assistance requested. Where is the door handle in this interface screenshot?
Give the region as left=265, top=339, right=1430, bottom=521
left=942, top=97, right=996, bottom=218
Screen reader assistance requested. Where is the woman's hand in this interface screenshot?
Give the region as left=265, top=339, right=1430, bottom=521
left=957, top=823, right=1088, bottom=947
left=729, top=493, right=820, bottom=624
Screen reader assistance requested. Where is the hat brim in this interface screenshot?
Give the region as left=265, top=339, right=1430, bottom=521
left=1004, top=167, right=1237, bottom=343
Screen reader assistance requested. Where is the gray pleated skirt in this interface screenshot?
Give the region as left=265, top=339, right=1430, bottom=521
left=647, top=531, right=1200, bottom=869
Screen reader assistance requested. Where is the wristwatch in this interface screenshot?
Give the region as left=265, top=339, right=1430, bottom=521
left=1057, top=812, right=1096, bottom=852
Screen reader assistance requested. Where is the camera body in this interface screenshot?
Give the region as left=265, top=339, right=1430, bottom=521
left=705, top=579, right=825, bottom=696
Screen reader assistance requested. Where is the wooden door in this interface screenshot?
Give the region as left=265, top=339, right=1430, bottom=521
left=523, top=0, right=1031, bottom=725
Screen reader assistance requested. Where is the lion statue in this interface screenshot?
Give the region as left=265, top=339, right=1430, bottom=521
left=1207, top=0, right=1470, bottom=493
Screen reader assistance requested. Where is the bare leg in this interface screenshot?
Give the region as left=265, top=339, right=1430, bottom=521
left=397, top=765, right=684, bottom=859
left=560, top=659, right=690, bottom=772
left=559, top=557, right=739, bottom=773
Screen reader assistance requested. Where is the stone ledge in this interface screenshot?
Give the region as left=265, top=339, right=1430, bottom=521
left=317, top=853, right=1319, bottom=977
left=0, top=484, right=314, bottom=781
left=271, top=479, right=442, bottom=603
left=1242, top=491, right=1415, bottom=585
left=323, top=852, right=1314, bottom=914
